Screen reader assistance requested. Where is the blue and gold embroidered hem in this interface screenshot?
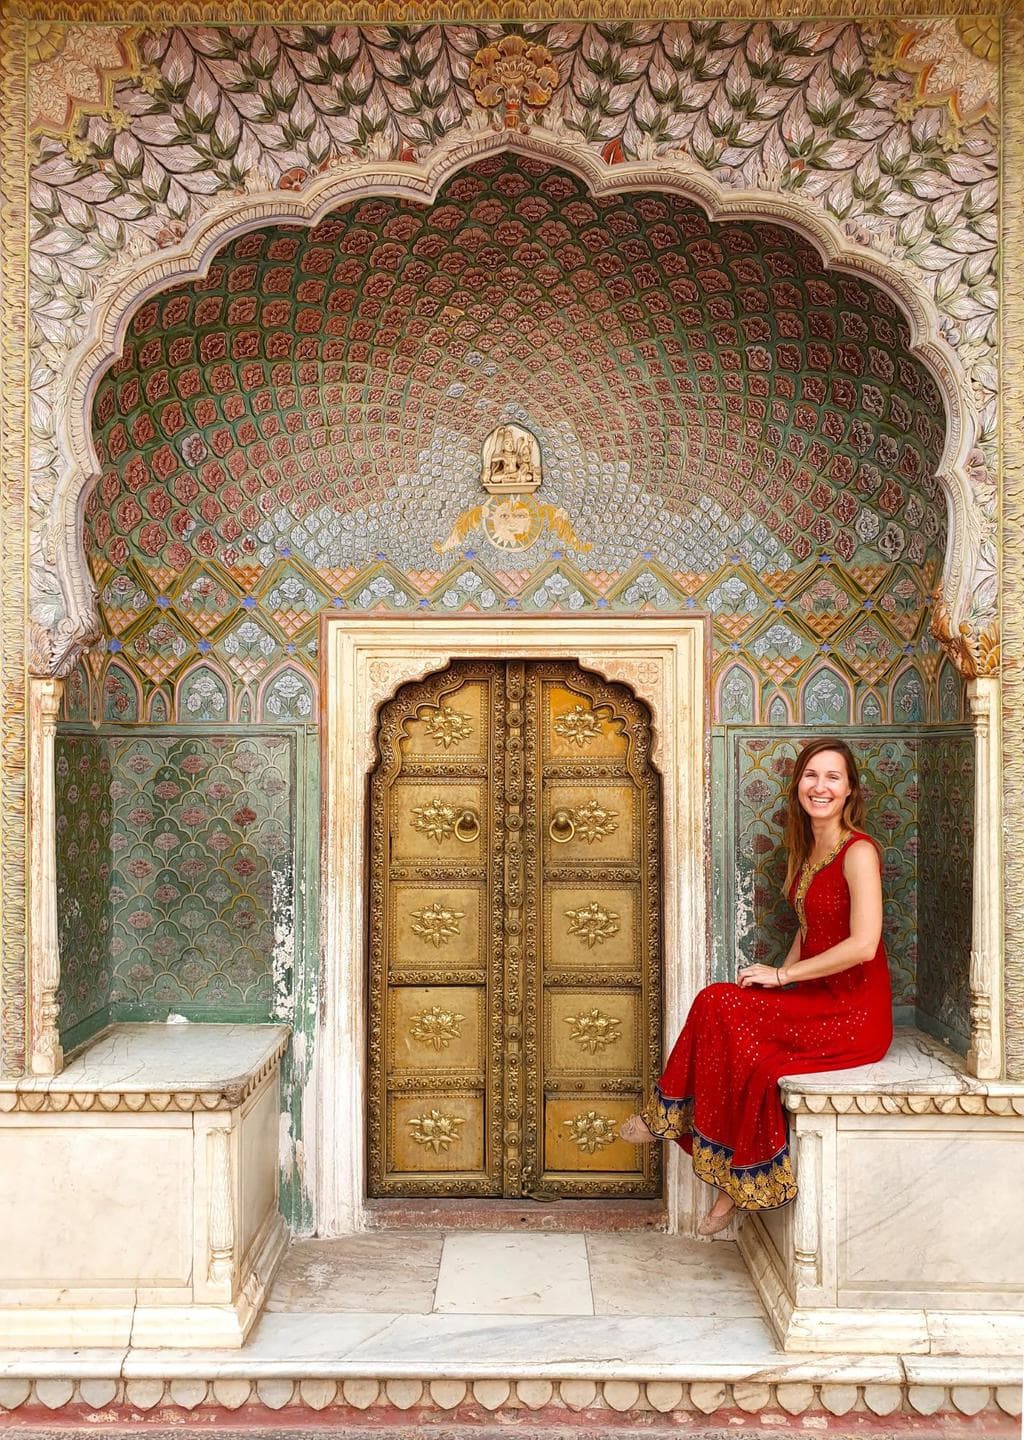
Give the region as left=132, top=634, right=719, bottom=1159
left=642, top=1087, right=798, bottom=1211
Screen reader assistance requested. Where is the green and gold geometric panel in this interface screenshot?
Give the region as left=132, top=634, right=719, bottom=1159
left=917, top=733, right=974, bottom=1051
left=55, top=736, right=113, bottom=1040
left=730, top=733, right=922, bottom=1006
left=56, top=731, right=296, bottom=1042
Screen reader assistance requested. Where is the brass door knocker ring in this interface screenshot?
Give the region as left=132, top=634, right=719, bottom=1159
left=548, top=808, right=575, bottom=844
left=454, top=807, right=480, bottom=842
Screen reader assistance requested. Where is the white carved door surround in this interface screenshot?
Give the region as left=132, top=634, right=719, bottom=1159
left=318, top=614, right=706, bottom=1235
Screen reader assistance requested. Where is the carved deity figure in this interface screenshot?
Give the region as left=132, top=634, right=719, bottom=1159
left=481, top=423, right=542, bottom=493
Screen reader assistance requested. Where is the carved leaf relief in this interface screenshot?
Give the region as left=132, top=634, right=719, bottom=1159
left=408, top=1109, right=465, bottom=1153
left=410, top=798, right=458, bottom=843
left=410, top=900, right=465, bottom=946
left=420, top=703, right=474, bottom=748
left=554, top=704, right=604, bottom=747
left=565, top=1008, right=623, bottom=1054
left=564, top=901, right=620, bottom=947
left=563, top=1110, right=618, bottom=1153
left=409, top=1006, right=466, bottom=1050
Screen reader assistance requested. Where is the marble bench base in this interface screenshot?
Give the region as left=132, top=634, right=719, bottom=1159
left=738, top=1030, right=1024, bottom=1356
left=0, top=1023, right=290, bottom=1349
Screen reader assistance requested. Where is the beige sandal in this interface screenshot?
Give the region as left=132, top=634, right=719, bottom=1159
left=697, top=1202, right=737, bottom=1236
left=619, top=1113, right=658, bottom=1144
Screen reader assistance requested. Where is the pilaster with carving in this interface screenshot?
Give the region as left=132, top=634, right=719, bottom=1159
left=206, top=1126, right=236, bottom=1295
left=967, top=677, right=1004, bottom=1079
left=790, top=1118, right=837, bottom=1307
left=28, top=678, right=64, bottom=1077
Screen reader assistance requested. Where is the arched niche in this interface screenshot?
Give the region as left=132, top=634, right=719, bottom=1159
left=40, top=130, right=979, bottom=678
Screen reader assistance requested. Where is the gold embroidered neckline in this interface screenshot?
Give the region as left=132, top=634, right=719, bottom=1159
left=793, top=832, right=849, bottom=936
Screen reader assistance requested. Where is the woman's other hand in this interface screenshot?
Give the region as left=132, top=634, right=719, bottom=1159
left=737, top=964, right=784, bottom=988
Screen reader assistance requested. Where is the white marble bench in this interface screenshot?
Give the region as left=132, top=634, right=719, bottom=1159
left=0, top=1022, right=290, bottom=1348
left=738, top=1029, right=1024, bottom=1357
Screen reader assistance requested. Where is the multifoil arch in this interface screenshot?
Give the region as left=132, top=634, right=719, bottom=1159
left=44, top=128, right=979, bottom=675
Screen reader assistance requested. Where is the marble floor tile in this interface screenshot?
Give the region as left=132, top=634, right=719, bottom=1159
left=587, top=1234, right=765, bottom=1318
left=120, top=1314, right=402, bottom=1376
left=266, top=1232, right=442, bottom=1314
left=0, top=1348, right=130, bottom=1378
left=338, top=1310, right=786, bottom=1375
left=433, top=1233, right=593, bottom=1316
left=31, top=1312, right=907, bottom=1383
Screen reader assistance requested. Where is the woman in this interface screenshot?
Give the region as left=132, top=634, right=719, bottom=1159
left=621, top=738, right=892, bottom=1234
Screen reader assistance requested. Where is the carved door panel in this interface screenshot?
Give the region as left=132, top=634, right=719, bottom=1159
left=368, top=662, right=504, bottom=1197
left=367, top=660, right=661, bottom=1200
left=524, top=667, right=662, bottom=1198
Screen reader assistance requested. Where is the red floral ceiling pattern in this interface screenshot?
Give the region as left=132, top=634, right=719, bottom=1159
left=86, top=154, right=945, bottom=585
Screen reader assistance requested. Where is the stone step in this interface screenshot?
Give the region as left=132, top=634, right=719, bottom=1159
left=1, top=1318, right=1020, bottom=1431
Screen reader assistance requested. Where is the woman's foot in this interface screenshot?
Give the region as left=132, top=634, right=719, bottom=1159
left=697, top=1194, right=737, bottom=1236
left=619, top=1113, right=657, bottom=1144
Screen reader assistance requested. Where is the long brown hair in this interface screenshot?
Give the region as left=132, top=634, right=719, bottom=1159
left=783, top=738, right=866, bottom=891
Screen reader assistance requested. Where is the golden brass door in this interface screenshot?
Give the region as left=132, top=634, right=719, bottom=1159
left=367, top=660, right=662, bottom=1199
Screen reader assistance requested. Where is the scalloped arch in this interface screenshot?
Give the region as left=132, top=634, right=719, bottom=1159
left=801, top=664, right=853, bottom=726
left=46, top=130, right=981, bottom=674
left=258, top=663, right=317, bottom=724
left=175, top=660, right=232, bottom=724
left=718, top=663, right=758, bottom=725
left=101, top=657, right=141, bottom=723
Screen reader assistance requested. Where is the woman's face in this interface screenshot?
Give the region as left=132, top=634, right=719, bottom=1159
left=797, top=749, right=852, bottom=826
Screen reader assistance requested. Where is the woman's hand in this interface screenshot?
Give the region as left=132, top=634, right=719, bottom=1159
left=737, top=964, right=784, bottom=989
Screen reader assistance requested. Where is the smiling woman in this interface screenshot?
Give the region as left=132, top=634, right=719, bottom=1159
left=621, top=737, right=892, bottom=1231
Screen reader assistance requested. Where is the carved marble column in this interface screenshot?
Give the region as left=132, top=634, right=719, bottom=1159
left=967, top=677, right=1003, bottom=1079
left=28, top=677, right=63, bottom=1076
left=791, top=1125, right=822, bottom=1295
left=207, top=1126, right=235, bottom=1292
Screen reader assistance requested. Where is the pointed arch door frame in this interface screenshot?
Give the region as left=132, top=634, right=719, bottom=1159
left=318, top=614, right=707, bottom=1235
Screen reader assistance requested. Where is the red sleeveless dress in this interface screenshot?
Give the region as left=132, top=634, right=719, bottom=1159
left=644, top=831, right=892, bottom=1209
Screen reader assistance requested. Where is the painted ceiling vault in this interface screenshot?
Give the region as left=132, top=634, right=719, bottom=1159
left=81, top=154, right=952, bottom=728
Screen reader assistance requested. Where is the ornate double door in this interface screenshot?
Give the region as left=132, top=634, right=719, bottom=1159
left=367, top=659, right=663, bottom=1200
